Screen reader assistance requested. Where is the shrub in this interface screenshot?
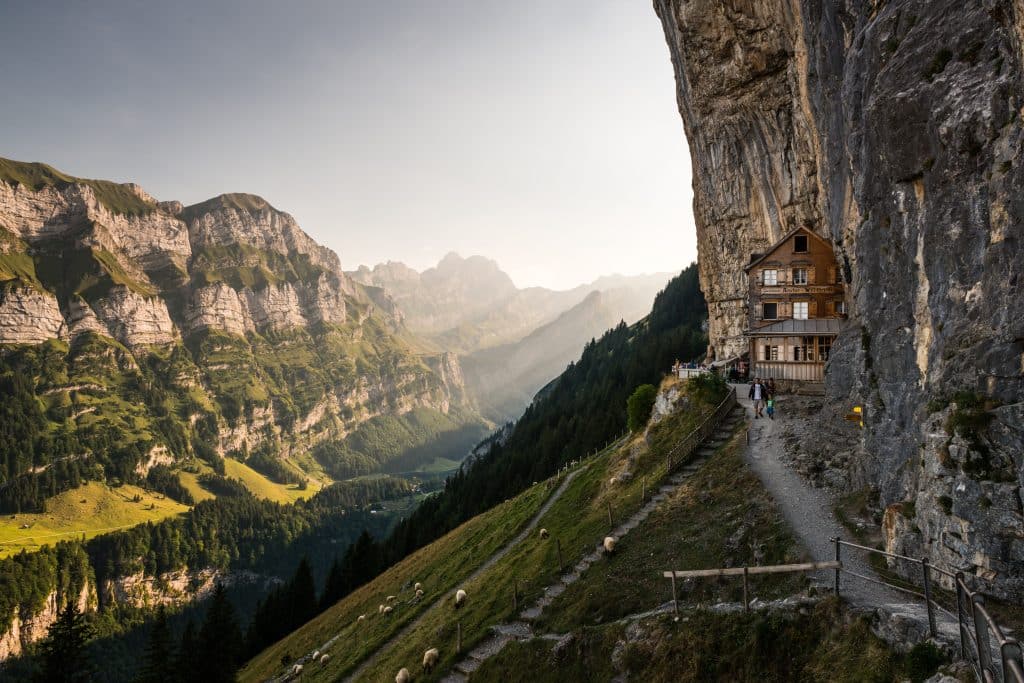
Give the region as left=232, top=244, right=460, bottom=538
left=626, top=384, right=658, bottom=432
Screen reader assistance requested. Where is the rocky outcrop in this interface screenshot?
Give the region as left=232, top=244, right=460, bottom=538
left=101, top=567, right=274, bottom=610
left=0, top=583, right=93, bottom=661
left=0, top=285, right=64, bottom=343
left=656, top=0, right=1024, bottom=598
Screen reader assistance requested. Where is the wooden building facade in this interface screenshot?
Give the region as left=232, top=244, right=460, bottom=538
left=743, top=227, right=846, bottom=383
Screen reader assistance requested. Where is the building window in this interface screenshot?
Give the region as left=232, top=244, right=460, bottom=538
left=793, top=302, right=808, bottom=320
left=762, top=269, right=778, bottom=286
left=835, top=300, right=847, bottom=315
left=792, top=268, right=808, bottom=285
left=770, top=345, right=779, bottom=361
left=794, top=235, right=808, bottom=252
left=762, top=303, right=778, bottom=319
left=818, top=336, right=831, bottom=361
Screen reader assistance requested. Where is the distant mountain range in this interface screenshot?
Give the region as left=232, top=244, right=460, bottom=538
left=349, top=253, right=673, bottom=419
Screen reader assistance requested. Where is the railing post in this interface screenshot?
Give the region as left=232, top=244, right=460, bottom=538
left=921, top=557, right=937, bottom=638
left=955, top=572, right=967, bottom=660
left=973, top=594, right=993, bottom=676
left=670, top=572, right=679, bottom=616
left=833, top=537, right=841, bottom=598
left=607, top=500, right=613, bottom=529
left=457, top=620, right=462, bottom=654
left=742, top=566, right=750, bottom=613
left=556, top=538, right=563, bottom=573
left=1001, top=640, right=1024, bottom=683
left=513, top=580, right=518, bottom=613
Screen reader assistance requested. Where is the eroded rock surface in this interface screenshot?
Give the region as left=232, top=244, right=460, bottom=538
left=656, top=0, right=1024, bottom=598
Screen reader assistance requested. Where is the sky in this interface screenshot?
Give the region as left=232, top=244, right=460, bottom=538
left=0, top=1, right=696, bottom=290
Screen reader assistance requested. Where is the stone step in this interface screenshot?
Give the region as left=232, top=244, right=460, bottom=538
left=440, top=673, right=468, bottom=683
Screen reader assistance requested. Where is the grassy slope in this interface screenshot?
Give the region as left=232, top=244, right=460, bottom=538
left=239, top=483, right=553, bottom=682
left=472, top=602, right=944, bottom=683
left=223, top=457, right=320, bottom=504
left=0, top=458, right=317, bottom=558
left=244, top=379, right=724, bottom=682
left=536, top=429, right=805, bottom=633
left=0, top=157, right=154, bottom=216
left=0, top=482, right=188, bottom=558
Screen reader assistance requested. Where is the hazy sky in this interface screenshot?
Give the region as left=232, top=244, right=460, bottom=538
left=0, top=1, right=695, bottom=290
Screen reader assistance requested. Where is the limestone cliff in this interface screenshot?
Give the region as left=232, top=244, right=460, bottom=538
left=656, top=0, right=1023, bottom=598
left=0, top=159, right=479, bottom=500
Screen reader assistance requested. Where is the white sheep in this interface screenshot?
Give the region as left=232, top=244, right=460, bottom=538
left=603, top=536, right=617, bottom=554
left=539, top=528, right=549, bottom=539
left=414, top=581, right=422, bottom=592
left=378, top=604, right=386, bottom=614
left=609, top=476, right=618, bottom=486
left=396, top=667, right=411, bottom=683
left=290, top=663, right=303, bottom=676
left=383, top=605, right=394, bottom=615
left=319, top=653, right=331, bottom=666
left=386, top=594, right=397, bottom=603
left=312, top=650, right=320, bottom=661
left=357, top=614, right=366, bottom=623
left=415, top=589, right=424, bottom=599
left=422, top=647, right=440, bottom=672
left=454, top=588, right=467, bottom=609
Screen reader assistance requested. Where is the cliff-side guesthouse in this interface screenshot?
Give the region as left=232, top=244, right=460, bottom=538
left=744, top=226, right=846, bottom=383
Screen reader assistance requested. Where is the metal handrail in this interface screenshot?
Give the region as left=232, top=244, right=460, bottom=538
left=833, top=538, right=1022, bottom=682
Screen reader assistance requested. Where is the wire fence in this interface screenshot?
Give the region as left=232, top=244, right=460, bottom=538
left=833, top=539, right=1023, bottom=683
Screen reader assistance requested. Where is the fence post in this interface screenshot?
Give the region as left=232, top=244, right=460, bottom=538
left=457, top=620, right=462, bottom=654
left=742, top=566, right=750, bottom=613
left=607, top=501, right=613, bottom=528
left=973, top=594, right=993, bottom=675
left=833, top=538, right=841, bottom=598
left=642, top=477, right=646, bottom=509
left=921, top=557, right=937, bottom=638
left=670, top=572, right=679, bottom=616
left=556, top=538, right=563, bottom=573
left=513, top=580, right=518, bottom=613
left=955, top=572, right=966, bottom=659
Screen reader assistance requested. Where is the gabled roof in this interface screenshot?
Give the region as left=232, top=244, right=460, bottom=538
left=744, top=226, right=834, bottom=272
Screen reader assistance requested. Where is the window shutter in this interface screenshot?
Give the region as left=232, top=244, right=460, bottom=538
left=780, top=302, right=791, bottom=318
left=808, top=266, right=816, bottom=284
left=755, top=303, right=762, bottom=319
left=809, top=299, right=818, bottom=317
left=826, top=300, right=834, bottom=315
left=827, top=265, right=837, bottom=284
left=777, top=269, right=787, bottom=284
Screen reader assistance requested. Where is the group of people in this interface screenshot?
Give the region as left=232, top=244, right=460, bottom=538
left=748, top=377, right=777, bottom=420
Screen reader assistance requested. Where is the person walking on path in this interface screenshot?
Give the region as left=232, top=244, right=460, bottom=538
left=749, top=377, right=766, bottom=418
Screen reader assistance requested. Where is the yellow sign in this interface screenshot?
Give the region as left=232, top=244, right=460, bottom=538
left=843, top=405, right=863, bottom=427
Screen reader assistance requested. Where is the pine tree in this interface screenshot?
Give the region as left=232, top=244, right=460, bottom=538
left=319, top=554, right=348, bottom=609
left=286, top=557, right=317, bottom=630
left=135, top=605, right=172, bottom=683
left=174, top=619, right=199, bottom=683
left=196, top=584, right=243, bottom=683
left=35, top=599, right=95, bottom=683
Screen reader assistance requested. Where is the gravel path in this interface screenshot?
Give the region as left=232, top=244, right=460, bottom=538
left=735, top=385, right=959, bottom=643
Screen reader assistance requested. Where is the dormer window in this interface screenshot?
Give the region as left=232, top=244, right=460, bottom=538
left=794, top=234, right=808, bottom=252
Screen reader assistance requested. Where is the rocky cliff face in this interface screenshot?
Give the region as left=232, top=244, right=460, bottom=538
left=0, top=582, right=93, bottom=661
left=0, top=159, right=478, bottom=496
left=656, top=0, right=1023, bottom=598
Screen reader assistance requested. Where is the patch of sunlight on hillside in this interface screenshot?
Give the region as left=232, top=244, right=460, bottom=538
left=223, top=458, right=322, bottom=504
left=0, top=481, right=189, bottom=557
